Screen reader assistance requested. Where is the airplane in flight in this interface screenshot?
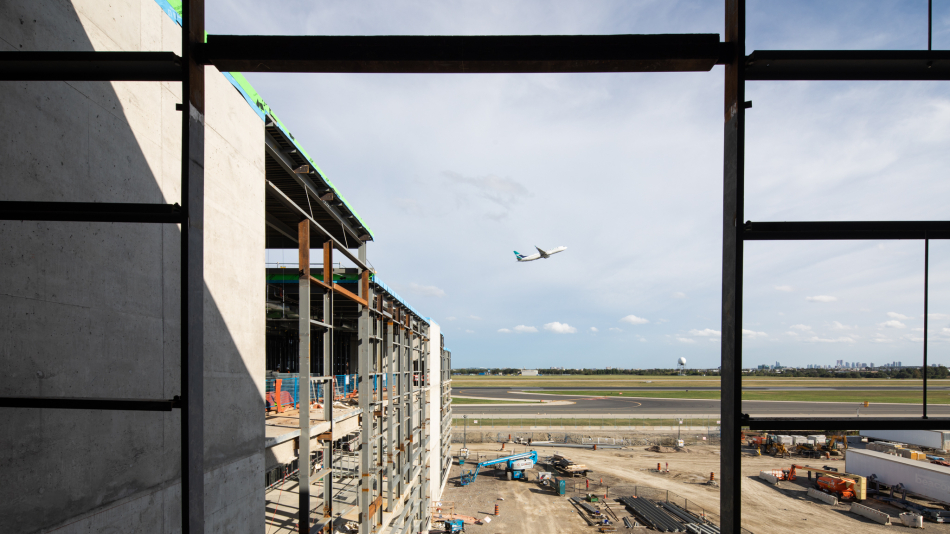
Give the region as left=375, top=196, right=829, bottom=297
left=513, top=246, right=568, bottom=262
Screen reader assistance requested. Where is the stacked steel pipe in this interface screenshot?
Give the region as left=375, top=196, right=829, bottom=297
left=617, top=496, right=685, bottom=532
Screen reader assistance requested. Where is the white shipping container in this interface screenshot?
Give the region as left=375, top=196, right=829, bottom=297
left=777, top=435, right=794, bottom=446
left=846, top=449, right=950, bottom=504
left=861, top=430, right=950, bottom=451
left=807, top=435, right=826, bottom=445
left=792, top=436, right=808, bottom=445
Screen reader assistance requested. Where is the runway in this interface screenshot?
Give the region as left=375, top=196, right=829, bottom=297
left=451, top=387, right=949, bottom=417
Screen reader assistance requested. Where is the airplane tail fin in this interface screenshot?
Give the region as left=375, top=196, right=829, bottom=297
left=513, top=251, right=525, bottom=260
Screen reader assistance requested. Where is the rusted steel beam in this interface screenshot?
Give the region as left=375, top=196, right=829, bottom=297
left=202, top=34, right=724, bottom=73
left=309, top=275, right=332, bottom=291
left=333, top=283, right=368, bottom=307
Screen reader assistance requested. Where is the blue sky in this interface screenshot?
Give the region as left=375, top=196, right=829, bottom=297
left=214, top=1, right=950, bottom=369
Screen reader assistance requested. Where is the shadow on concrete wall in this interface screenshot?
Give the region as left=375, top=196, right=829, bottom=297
left=0, top=2, right=263, bottom=532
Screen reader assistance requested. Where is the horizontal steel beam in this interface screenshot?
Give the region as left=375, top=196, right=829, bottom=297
left=745, top=416, right=950, bottom=431
left=743, top=220, right=950, bottom=240
left=0, top=201, right=184, bottom=223
left=745, top=50, right=950, bottom=80
left=0, top=51, right=183, bottom=81
left=202, top=34, right=726, bottom=73
left=0, top=396, right=180, bottom=411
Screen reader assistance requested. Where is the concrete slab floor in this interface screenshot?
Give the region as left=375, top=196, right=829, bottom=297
left=265, top=472, right=360, bottom=534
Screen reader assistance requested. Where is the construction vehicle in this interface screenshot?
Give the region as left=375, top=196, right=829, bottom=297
left=459, top=450, right=537, bottom=486
left=787, top=464, right=867, bottom=501
left=748, top=434, right=789, bottom=457
left=795, top=442, right=823, bottom=459
left=825, top=435, right=848, bottom=455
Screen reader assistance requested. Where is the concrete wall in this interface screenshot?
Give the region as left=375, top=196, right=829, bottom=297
left=0, top=1, right=265, bottom=532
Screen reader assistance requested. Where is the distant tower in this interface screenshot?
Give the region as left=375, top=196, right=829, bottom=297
left=677, top=357, right=687, bottom=375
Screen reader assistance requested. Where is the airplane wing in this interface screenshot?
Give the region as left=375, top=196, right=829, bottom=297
left=537, top=246, right=567, bottom=257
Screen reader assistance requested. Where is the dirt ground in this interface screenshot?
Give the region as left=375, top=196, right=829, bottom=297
left=439, top=441, right=950, bottom=533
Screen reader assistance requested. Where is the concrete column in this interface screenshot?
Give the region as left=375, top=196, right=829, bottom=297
left=298, top=220, right=311, bottom=534
left=427, top=322, right=441, bottom=504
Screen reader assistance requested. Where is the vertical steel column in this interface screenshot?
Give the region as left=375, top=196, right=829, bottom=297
left=358, top=244, right=372, bottom=534
left=385, top=319, right=395, bottom=511
left=720, top=1, right=745, bottom=532
left=180, top=1, right=205, bottom=532
left=298, top=221, right=312, bottom=534
left=323, top=241, right=334, bottom=523
left=924, top=237, right=930, bottom=418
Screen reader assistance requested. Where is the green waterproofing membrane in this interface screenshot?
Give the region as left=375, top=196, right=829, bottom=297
left=153, top=0, right=374, bottom=239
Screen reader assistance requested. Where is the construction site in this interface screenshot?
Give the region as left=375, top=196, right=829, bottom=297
left=432, top=428, right=950, bottom=533
left=2, top=0, right=948, bottom=533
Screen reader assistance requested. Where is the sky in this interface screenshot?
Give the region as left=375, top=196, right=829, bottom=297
left=210, top=1, right=950, bottom=370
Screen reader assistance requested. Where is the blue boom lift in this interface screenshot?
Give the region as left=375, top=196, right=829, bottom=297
left=460, top=451, right=538, bottom=486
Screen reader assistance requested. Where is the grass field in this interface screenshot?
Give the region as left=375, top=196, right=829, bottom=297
left=526, top=389, right=950, bottom=404
left=450, top=397, right=538, bottom=405
left=451, top=375, right=950, bottom=389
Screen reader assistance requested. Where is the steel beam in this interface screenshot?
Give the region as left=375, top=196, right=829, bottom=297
left=358, top=243, right=372, bottom=534
left=322, top=241, right=334, bottom=525
left=181, top=1, right=205, bottom=533
left=743, top=221, right=950, bottom=240
left=298, top=220, right=312, bottom=534
left=201, top=34, right=725, bottom=73
left=0, top=396, right=179, bottom=411
left=0, top=51, right=183, bottom=81
left=746, top=417, right=950, bottom=431
left=0, top=201, right=183, bottom=223
left=745, top=50, right=950, bottom=81
left=720, top=1, right=744, bottom=533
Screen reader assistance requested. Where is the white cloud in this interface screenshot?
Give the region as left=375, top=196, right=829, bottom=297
left=543, top=322, right=577, bottom=334
left=790, top=324, right=812, bottom=331
left=620, top=315, right=649, bottom=325
left=871, top=333, right=893, bottom=343
left=806, top=295, right=837, bottom=303
left=830, top=321, right=854, bottom=330
left=688, top=328, right=721, bottom=337
left=879, top=320, right=906, bottom=329
left=676, top=337, right=697, bottom=344
left=497, top=328, right=511, bottom=333
left=774, top=285, right=793, bottom=292
left=930, top=313, right=950, bottom=320
left=785, top=331, right=799, bottom=336
left=469, top=315, right=482, bottom=320
left=805, top=336, right=856, bottom=344
left=513, top=325, right=537, bottom=333
left=902, top=335, right=924, bottom=342
left=589, top=327, right=598, bottom=333
left=887, top=312, right=912, bottom=320
left=446, top=316, right=456, bottom=321
left=465, top=329, right=474, bottom=333
left=407, top=282, right=446, bottom=298
left=609, top=327, right=622, bottom=333
left=672, top=292, right=686, bottom=299
left=639, top=338, right=647, bottom=342
left=743, top=329, right=768, bottom=339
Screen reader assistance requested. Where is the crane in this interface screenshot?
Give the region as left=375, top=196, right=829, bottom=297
left=460, top=451, right=538, bottom=486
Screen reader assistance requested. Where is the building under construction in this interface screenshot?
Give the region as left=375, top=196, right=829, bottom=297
left=3, top=0, right=947, bottom=533
left=0, top=1, right=452, bottom=533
